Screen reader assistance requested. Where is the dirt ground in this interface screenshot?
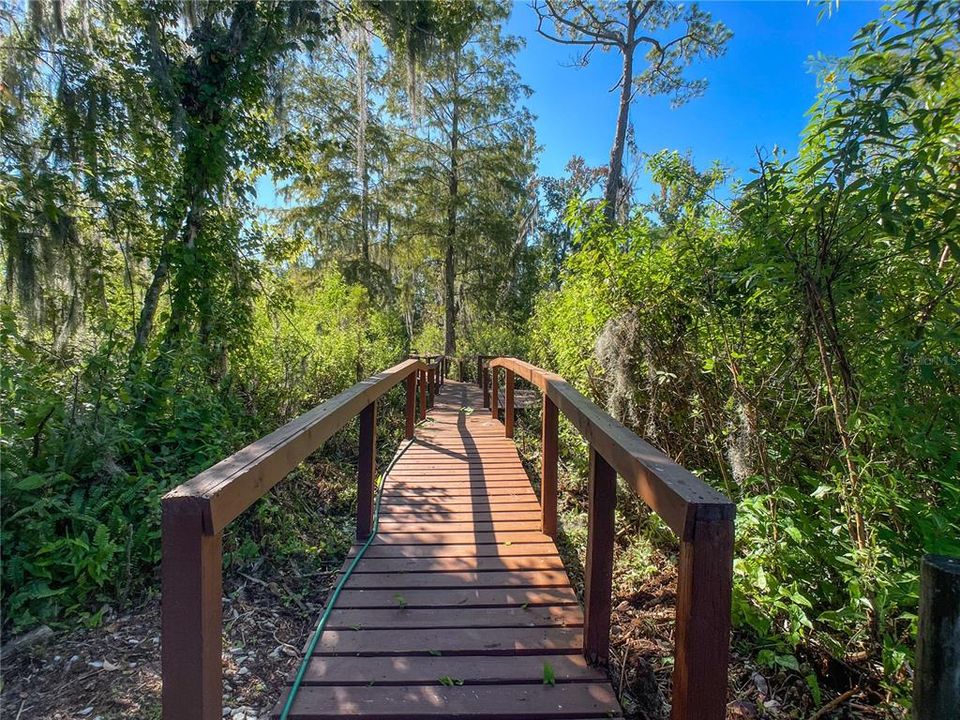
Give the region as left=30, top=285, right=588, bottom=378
left=0, top=565, right=332, bottom=720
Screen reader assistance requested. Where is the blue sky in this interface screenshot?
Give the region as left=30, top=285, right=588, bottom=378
left=508, top=0, right=884, bottom=192
left=258, top=1, right=885, bottom=207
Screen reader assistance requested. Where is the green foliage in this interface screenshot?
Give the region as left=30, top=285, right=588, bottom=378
left=528, top=1, right=960, bottom=701
left=0, top=267, right=406, bottom=632
left=0, top=0, right=491, bottom=634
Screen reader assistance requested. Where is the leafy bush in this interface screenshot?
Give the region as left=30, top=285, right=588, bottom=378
left=0, top=269, right=407, bottom=634
left=527, top=34, right=960, bottom=689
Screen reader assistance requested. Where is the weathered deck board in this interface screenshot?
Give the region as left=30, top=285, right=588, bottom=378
left=272, top=381, right=622, bottom=719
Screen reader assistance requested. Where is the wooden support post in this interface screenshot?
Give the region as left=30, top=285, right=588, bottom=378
left=914, top=554, right=960, bottom=719
left=356, top=401, right=377, bottom=541
left=404, top=372, right=416, bottom=439
left=418, top=369, right=427, bottom=420
left=477, top=357, right=483, bottom=388
left=672, top=515, right=734, bottom=720
left=490, top=367, right=499, bottom=420
left=541, top=396, right=558, bottom=538
left=427, top=368, right=435, bottom=407
left=583, top=447, right=616, bottom=665
left=504, top=369, right=515, bottom=438
left=482, top=367, right=490, bottom=408
left=161, top=498, right=223, bottom=720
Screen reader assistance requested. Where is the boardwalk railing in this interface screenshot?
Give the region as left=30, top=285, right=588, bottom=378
left=161, top=358, right=429, bottom=720
left=488, top=357, right=736, bottom=720
left=477, top=354, right=497, bottom=408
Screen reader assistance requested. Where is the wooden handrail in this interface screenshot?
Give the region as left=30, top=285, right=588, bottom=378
left=490, top=357, right=732, bottom=537
left=488, top=356, right=735, bottom=720
left=410, top=354, right=450, bottom=393
left=161, top=358, right=427, bottom=720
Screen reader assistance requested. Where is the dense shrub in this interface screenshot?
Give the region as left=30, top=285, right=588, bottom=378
left=0, top=269, right=406, bottom=634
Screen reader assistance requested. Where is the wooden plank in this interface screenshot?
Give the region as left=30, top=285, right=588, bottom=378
left=400, top=446, right=524, bottom=452
left=347, top=556, right=565, bottom=573
left=389, top=465, right=528, bottom=472
left=288, top=654, right=605, bottom=686
left=384, top=482, right=533, bottom=490
left=400, top=449, right=522, bottom=455
left=325, top=605, right=582, bottom=629
left=345, top=569, right=570, bottom=589
left=378, top=509, right=543, bottom=518
left=348, top=543, right=558, bottom=559
left=381, top=495, right=537, bottom=503
left=372, top=531, right=553, bottom=545
left=311, top=628, right=584, bottom=656
left=277, top=682, right=621, bottom=719
left=380, top=490, right=536, bottom=499
left=376, top=511, right=543, bottom=523
left=335, top=587, right=579, bottom=608
left=386, top=479, right=533, bottom=486
left=376, top=520, right=543, bottom=533
left=381, top=501, right=541, bottom=512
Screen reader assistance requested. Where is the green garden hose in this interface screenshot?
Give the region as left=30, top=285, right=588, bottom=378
left=278, top=436, right=415, bottom=719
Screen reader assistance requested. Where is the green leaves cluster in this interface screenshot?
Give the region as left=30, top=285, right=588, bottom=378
left=529, top=1, right=959, bottom=704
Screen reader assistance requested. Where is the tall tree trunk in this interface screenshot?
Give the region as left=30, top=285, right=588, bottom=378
left=131, top=248, right=170, bottom=361
left=444, top=55, right=460, bottom=357
left=361, top=168, right=370, bottom=262
left=603, top=30, right=635, bottom=225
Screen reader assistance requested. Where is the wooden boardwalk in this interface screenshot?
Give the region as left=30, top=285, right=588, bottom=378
left=272, top=380, right=623, bottom=719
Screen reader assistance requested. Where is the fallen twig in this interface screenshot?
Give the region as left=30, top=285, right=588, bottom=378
left=808, top=686, right=860, bottom=720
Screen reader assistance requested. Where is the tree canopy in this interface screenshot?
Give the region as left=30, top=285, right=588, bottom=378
left=1, top=1, right=957, bottom=716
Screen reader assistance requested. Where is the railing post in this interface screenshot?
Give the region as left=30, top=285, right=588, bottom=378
left=356, top=401, right=377, bottom=541
left=583, top=447, right=616, bottom=665
left=419, top=369, right=427, bottom=420
left=477, top=357, right=483, bottom=388
left=482, top=366, right=490, bottom=408
left=405, top=372, right=416, bottom=439
left=541, top=395, right=558, bottom=538
left=490, top=366, right=499, bottom=420
left=427, top=367, right=435, bottom=407
left=671, top=515, right=734, bottom=720
left=161, top=498, right=223, bottom=720
left=504, top=369, right=515, bottom=438
left=915, top=555, right=960, bottom=719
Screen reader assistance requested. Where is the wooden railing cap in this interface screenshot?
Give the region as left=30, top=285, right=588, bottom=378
left=163, top=358, right=426, bottom=534
left=489, top=357, right=734, bottom=539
